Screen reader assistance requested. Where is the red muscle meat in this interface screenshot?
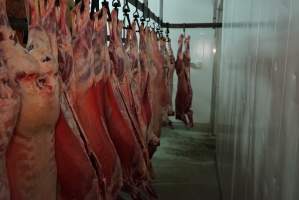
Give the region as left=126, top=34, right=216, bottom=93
left=175, top=34, right=193, bottom=127
left=55, top=100, right=100, bottom=200
left=55, top=1, right=102, bottom=199
left=71, top=1, right=122, bottom=199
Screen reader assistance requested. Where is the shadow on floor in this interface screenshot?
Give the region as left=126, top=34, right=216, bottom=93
left=152, top=123, right=220, bottom=200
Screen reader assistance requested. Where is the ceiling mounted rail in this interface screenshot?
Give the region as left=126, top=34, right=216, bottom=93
left=127, top=0, right=161, bottom=24
left=127, top=0, right=222, bottom=29
left=7, top=0, right=223, bottom=30
left=162, top=22, right=222, bottom=29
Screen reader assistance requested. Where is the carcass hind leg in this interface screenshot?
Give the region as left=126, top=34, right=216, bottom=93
left=186, top=110, right=194, bottom=128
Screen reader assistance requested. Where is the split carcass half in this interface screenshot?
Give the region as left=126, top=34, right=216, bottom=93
left=3, top=0, right=60, bottom=199
left=138, top=27, right=160, bottom=159
left=55, top=1, right=102, bottom=199
left=126, top=21, right=154, bottom=179
left=138, top=26, right=152, bottom=140
left=126, top=22, right=152, bottom=161
left=175, top=34, right=193, bottom=127
left=145, top=30, right=165, bottom=157
left=92, top=7, right=123, bottom=199
left=71, top=1, right=122, bottom=198
left=107, top=9, right=156, bottom=199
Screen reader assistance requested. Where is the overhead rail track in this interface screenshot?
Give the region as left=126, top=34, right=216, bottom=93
left=8, top=0, right=222, bottom=30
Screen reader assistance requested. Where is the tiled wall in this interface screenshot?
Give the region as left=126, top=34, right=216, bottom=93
left=215, top=0, right=299, bottom=199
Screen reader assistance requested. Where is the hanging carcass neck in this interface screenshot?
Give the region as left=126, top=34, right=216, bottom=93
left=94, top=8, right=108, bottom=47
left=126, top=22, right=139, bottom=72
left=109, top=9, right=131, bottom=81
left=0, top=0, right=17, bottom=43
left=0, top=0, right=8, bottom=27
left=139, top=25, right=147, bottom=52
left=166, top=38, right=175, bottom=60
left=184, top=35, right=191, bottom=60
left=151, top=32, right=160, bottom=52
left=56, top=0, right=74, bottom=90
left=27, top=0, right=58, bottom=72
left=128, top=22, right=138, bottom=52
left=177, top=34, right=184, bottom=61
left=71, top=0, right=94, bottom=93
left=93, top=8, right=111, bottom=82
left=110, top=9, right=122, bottom=47
left=150, top=31, right=163, bottom=68
left=160, top=38, right=167, bottom=55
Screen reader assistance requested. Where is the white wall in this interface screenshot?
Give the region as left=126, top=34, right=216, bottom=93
left=163, top=0, right=216, bottom=124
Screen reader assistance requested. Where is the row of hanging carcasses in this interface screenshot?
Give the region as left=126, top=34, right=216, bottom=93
left=0, top=0, right=186, bottom=199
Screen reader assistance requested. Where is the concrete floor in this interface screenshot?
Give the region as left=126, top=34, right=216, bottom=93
left=152, top=123, right=220, bottom=200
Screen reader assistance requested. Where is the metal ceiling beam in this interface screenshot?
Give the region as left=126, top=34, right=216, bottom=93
left=8, top=1, right=222, bottom=30
left=162, top=22, right=222, bottom=29
left=127, top=0, right=161, bottom=23
left=127, top=0, right=222, bottom=29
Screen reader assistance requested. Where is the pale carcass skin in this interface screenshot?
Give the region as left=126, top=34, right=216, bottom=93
left=2, top=40, right=58, bottom=200
left=166, top=39, right=175, bottom=116
left=92, top=8, right=123, bottom=199
left=4, top=0, right=60, bottom=199
left=175, top=35, right=193, bottom=127
left=0, top=59, right=19, bottom=200
left=0, top=1, right=20, bottom=199
left=71, top=2, right=122, bottom=199
left=107, top=10, right=155, bottom=199
left=55, top=1, right=101, bottom=199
